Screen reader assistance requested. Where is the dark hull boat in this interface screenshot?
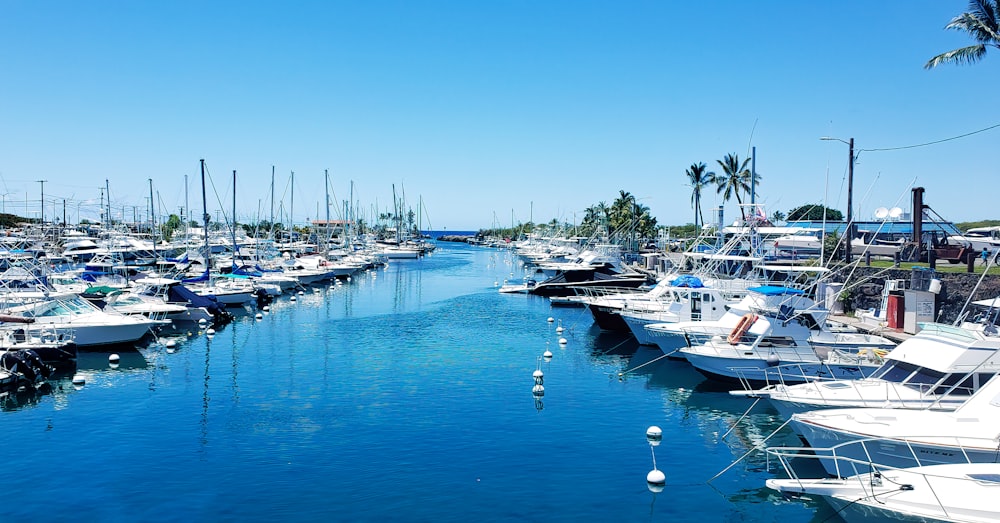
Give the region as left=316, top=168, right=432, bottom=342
left=527, top=270, right=650, bottom=298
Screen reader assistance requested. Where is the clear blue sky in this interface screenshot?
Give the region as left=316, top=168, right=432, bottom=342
left=1, top=1, right=997, bottom=231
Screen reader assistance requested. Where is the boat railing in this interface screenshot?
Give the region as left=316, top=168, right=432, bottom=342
left=766, top=435, right=1000, bottom=482
left=571, top=286, right=650, bottom=299
left=729, top=354, right=877, bottom=390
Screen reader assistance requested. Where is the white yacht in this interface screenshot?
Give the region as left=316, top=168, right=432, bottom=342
left=732, top=323, right=1000, bottom=419
left=766, top=441, right=1000, bottom=523
left=790, top=370, right=1000, bottom=476
left=679, top=286, right=896, bottom=385
left=7, top=295, right=160, bottom=347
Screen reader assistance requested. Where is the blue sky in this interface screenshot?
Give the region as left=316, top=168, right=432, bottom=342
left=1, top=1, right=998, bottom=231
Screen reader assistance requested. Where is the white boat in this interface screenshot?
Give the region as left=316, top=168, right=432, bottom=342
left=613, top=276, right=752, bottom=342
left=949, top=225, right=1000, bottom=256
left=771, top=231, right=823, bottom=256
left=766, top=441, right=1000, bottom=523
left=790, top=368, right=1000, bottom=476
left=7, top=295, right=160, bottom=347
left=679, top=286, right=895, bottom=385
left=732, top=323, right=1000, bottom=419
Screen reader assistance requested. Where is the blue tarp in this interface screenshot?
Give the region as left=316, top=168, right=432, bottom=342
left=233, top=265, right=263, bottom=278
left=670, top=275, right=704, bottom=288
left=182, top=269, right=210, bottom=284
left=748, top=285, right=805, bottom=296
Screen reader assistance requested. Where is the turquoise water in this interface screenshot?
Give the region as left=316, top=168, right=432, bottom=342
left=6, top=241, right=836, bottom=522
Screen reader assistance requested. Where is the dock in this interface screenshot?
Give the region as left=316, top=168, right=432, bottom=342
left=829, top=314, right=914, bottom=344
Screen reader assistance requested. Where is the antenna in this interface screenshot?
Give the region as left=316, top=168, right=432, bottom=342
left=888, top=207, right=903, bottom=219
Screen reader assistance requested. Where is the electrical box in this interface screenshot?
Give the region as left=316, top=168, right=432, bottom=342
left=903, top=290, right=935, bottom=334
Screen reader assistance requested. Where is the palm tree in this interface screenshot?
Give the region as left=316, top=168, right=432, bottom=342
left=926, top=1, right=1000, bottom=68
left=685, top=163, right=715, bottom=232
left=716, top=153, right=752, bottom=219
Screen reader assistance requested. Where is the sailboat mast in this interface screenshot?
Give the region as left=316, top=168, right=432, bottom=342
left=290, top=171, right=294, bottom=241
left=325, top=168, right=330, bottom=250
left=270, top=165, right=275, bottom=236
left=105, top=179, right=111, bottom=229
left=200, top=159, right=210, bottom=271
left=232, top=170, right=238, bottom=268
left=149, top=178, right=157, bottom=258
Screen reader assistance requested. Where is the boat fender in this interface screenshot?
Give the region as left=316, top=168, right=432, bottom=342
left=727, top=314, right=757, bottom=345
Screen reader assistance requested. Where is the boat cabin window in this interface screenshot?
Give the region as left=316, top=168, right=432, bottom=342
left=758, top=336, right=796, bottom=348
left=902, top=367, right=946, bottom=392
left=795, top=314, right=821, bottom=331
left=932, top=373, right=984, bottom=396
left=875, top=361, right=918, bottom=383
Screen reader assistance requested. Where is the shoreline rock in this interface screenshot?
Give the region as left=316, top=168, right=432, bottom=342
left=436, top=235, right=475, bottom=243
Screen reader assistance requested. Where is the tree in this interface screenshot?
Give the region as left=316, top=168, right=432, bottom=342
left=770, top=210, right=786, bottom=224
left=715, top=153, right=756, bottom=219
left=786, top=204, right=844, bottom=222
left=926, top=1, right=1000, bottom=68
left=685, top=162, right=715, bottom=232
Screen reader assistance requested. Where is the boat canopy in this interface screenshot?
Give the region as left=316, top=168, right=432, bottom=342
left=748, top=285, right=805, bottom=296
left=670, top=275, right=704, bottom=288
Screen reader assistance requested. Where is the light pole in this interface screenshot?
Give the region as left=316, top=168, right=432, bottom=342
left=820, top=137, right=854, bottom=263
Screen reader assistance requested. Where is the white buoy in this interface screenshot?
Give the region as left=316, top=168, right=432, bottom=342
left=298, top=290, right=305, bottom=295
left=646, top=469, right=666, bottom=493
left=290, top=296, right=297, bottom=302
left=109, top=353, right=120, bottom=364
left=558, top=337, right=567, bottom=345
left=255, top=313, right=263, bottom=320
left=533, top=369, right=544, bottom=384
left=646, top=426, right=663, bottom=446
left=547, top=317, right=554, bottom=323
left=313, top=288, right=321, bottom=293
left=543, top=348, right=553, bottom=358
left=494, top=281, right=499, bottom=287
left=165, top=339, right=176, bottom=348
left=347, top=276, right=352, bottom=282
left=206, top=328, right=216, bottom=335
left=199, top=318, right=207, bottom=324
left=166, top=347, right=176, bottom=354
left=72, top=374, right=86, bottom=386
left=556, top=326, right=564, bottom=334
left=766, top=353, right=780, bottom=366
left=531, top=384, right=545, bottom=396
left=263, top=305, right=270, bottom=312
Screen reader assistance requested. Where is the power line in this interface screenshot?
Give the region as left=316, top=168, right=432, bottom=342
left=861, top=122, right=1000, bottom=152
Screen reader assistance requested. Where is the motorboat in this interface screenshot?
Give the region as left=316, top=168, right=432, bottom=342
left=617, top=276, right=752, bottom=341
left=772, top=231, right=823, bottom=256
left=679, top=286, right=896, bottom=385
left=790, top=369, right=1000, bottom=475
left=5, top=295, right=160, bottom=347
left=732, top=323, right=1000, bottom=419
left=766, top=440, right=1000, bottom=522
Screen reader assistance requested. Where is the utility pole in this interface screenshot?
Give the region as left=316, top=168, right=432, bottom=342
left=846, top=138, right=854, bottom=264
left=37, top=180, right=46, bottom=223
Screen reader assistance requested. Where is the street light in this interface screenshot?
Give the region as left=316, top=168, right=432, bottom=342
left=820, top=136, right=854, bottom=264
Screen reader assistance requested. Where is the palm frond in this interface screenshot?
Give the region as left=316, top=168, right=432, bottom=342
left=925, top=44, right=988, bottom=68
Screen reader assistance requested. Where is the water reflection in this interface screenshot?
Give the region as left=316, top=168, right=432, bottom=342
left=1, top=348, right=157, bottom=413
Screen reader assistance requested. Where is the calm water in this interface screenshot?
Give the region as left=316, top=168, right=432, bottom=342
left=6, top=241, right=838, bottom=522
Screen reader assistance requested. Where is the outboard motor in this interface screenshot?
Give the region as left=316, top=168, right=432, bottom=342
left=255, top=288, right=273, bottom=309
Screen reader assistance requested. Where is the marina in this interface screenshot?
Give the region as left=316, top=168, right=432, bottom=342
left=4, top=238, right=841, bottom=522
left=6, top=3, right=1000, bottom=521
